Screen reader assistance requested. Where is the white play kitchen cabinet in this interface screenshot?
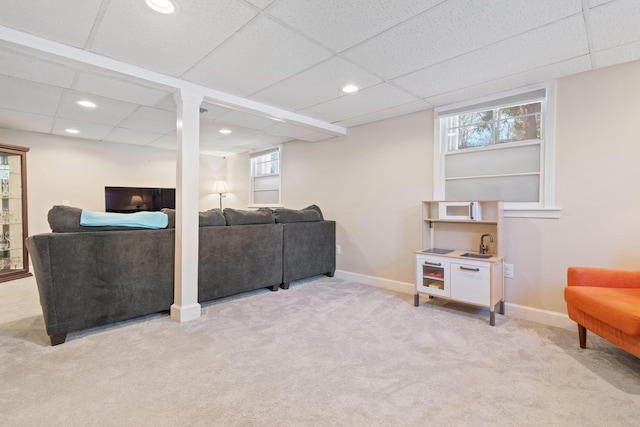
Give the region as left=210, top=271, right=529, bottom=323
left=414, top=201, right=505, bottom=325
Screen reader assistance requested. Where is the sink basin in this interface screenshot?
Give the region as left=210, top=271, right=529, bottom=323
left=460, top=252, right=492, bottom=259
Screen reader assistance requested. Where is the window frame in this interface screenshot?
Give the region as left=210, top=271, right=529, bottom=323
left=249, top=145, right=282, bottom=208
left=433, top=82, right=561, bottom=218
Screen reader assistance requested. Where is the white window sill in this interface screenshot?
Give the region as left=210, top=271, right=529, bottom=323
left=504, top=208, right=562, bottom=219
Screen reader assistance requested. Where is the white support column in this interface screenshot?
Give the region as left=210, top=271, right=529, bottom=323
left=170, top=89, right=203, bottom=322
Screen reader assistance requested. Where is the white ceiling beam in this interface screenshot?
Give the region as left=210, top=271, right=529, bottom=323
left=0, top=25, right=346, bottom=136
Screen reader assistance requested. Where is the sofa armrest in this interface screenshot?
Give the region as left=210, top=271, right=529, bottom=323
left=568, top=266, right=640, bottom=289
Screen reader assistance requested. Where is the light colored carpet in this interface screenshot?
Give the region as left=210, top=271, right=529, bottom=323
left=1, top=276, right=639, bottom=426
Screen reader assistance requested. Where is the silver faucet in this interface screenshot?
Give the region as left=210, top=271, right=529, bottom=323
left=479, top=233, right=494, bottom=254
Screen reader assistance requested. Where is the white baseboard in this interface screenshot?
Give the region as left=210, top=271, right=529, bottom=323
left=504, top=302, right=575, bottom=330
left=335, top=270, right=415, bottom=294
left=335, top=269, right=574, bottom=331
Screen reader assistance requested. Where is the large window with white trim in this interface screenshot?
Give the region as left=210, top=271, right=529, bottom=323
left=434, top=84, right=558, bottom=216
left=250, top=146, right=281, bottom=207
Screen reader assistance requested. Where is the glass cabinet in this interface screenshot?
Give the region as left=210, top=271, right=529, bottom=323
left=0, top=143, right=30, bottom=282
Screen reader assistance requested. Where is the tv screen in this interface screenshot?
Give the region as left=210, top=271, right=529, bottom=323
left=105, top=186, right=176, bottom=213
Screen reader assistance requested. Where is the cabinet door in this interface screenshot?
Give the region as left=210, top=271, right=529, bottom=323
left=0, top=144, right=30, bottom=282
left=450, top=262, right=490, bottom=306
left=416, top=255, right=449, bottom=297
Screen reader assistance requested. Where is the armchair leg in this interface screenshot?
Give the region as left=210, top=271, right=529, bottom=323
left=578, top=324, right=587, bottom=349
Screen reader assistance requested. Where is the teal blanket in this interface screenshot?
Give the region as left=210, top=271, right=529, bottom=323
left=80, top=210, right=168, bottom=229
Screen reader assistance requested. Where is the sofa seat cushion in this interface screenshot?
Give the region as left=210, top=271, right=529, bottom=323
left=564, top=287, right=640, bottom=336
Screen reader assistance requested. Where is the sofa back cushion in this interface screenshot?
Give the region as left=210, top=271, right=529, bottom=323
left=48, top=205, right=149, bottom=232
left=223, top=208, right=275, bottom=225
left=161, top=208, right=226, bottom=228
left=274, top=205, right=324, bottom=223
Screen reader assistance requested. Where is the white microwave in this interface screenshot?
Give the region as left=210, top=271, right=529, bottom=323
left=439, top=201, right=482, bottom=221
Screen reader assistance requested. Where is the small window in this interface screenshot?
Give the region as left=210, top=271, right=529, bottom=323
left=250, top=146, right=281, bottom=207
left=434, top=83, right=558, bottom=216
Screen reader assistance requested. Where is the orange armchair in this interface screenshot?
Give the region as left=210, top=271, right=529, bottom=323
left=565, top=267, right=640, bottom=358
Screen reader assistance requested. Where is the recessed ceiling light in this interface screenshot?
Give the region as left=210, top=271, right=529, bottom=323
left=342, top=84, right=359, bottom=93
left=218, top=129, right=232, bottom=135
left=65, top=128, right=80, bottom=134
left=145, top=0, right=175, bottom=14
left=77, top=100, right=97, bottom=108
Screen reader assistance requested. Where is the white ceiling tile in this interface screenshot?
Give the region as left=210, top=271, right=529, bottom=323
left=300, top=83, right=418, bottom=123
left=425, top=56, right=592, bottom=107
left=0, top=0, right=102, bottom=47
left=0, top=75, right=63, bottom=115
left=74, top=73, right=171, bottom=106
left=214, top=110, right=278, bottom=130
left=90, top=0, right=257, bottom=76
left=343, top=0, right=583, bottom=79
left=183, top=16, right=333, bottom=96
left=104, top=128, right=163, bottom=146
left=263, top=122, right=315, bottom=139
left=296, top=132, right=336, bottom=142
left=593, top=39, right=640, bottom=69
left=0, top=108, right=53, bottom=134
left=0, top=48, right=76, bottom=88
left=588, top=0, right=640, bottom=51
left=56, top=90, right=139, bottom=126
left=394, top=15, right=589, bottom=99
left=251, top=57, right=382, bottom=111
left=336, top=100, right=433, bottom=128
left=588, top=0, right=616, bottom=7
left=147, top=135, right=176, bottom=151
left=269, top=0, right=445, bottom=52
left=52, top=118, right=113, bottom=140
left=118, top=107, right=176, bottom=134
left=245, top=0, right=275, bottom=9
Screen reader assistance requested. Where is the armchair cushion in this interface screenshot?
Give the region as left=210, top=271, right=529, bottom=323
left=564, top=287, right=640, bottom=336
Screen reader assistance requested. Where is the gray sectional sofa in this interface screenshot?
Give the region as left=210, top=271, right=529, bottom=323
left=26, top=205, right=335, bottom=345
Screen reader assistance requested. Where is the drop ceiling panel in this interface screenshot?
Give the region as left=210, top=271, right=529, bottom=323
left=105, top=127, right=163, bottom=146
left=0, top=0, right=102, bottom=48
left=425, top=56, right=592, bottom=107
left=0, top=75, right=63, bottom=115
left=183, top=16, right=333, bottom=96
left=588, top=0, right=640, bottom=51
left=251, top=57, right=382, bottom=111
left=0, top=48, right=76, bottom=88
left=336, top=100, right=432, bottom=128
left=119, top=107, right=176, bottom=134
left=245, top=0, right=275, bottom=9
left=394, top=15, right=589, bottom=99
left=269, top=0, right=445, bottom=52
left=300, top=83, right=418, bottom=123
left=215, top=110, right=278, bottom=130
left=89, top=0, right=258, bottom=76
left=147, top=135, right=176, bottom=151
left=593, top=39, right=640, bottom=69
left=74, top=73, right=170, bottom=106
left=297, top=132, right=335, bottom=142
left=264, top=122, right=315, bottom=139
left=0, top=108, right=54, bottom=134
left=52, top=118, right=113, bottom=140
left=343, top=0, right=583, bottom=79
left=57, top=91, right=139, bottom=126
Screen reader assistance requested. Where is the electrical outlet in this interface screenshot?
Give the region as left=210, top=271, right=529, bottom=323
left=336, top=244, right=341, bottom=255
left=62, top=200, right=70, bottom=206
left=504, top=263, right=514, bottom=279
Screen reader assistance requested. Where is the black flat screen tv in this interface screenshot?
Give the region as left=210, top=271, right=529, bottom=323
left=105, top=186, right=176, bottom=213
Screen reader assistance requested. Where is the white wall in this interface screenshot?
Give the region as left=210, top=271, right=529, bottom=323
left=282, top=110, right=432, bottom=284
left=281, top=59, right=640, bottom=316
left=0, top=128, right=225, bottom=235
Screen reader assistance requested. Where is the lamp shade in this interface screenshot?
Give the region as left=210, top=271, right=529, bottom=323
left=130, top=195, right=144, bottom=206
left=212, top=180, right=229, bottom=194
